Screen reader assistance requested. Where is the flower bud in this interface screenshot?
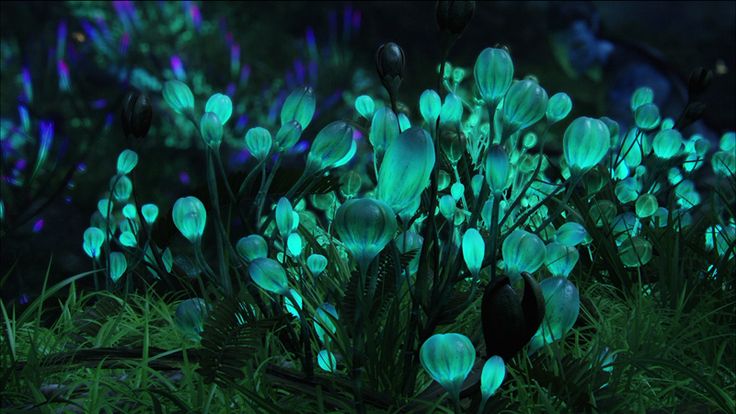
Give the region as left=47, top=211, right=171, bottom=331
left=375, top=42, right=406, bottom=99
left=121, top=91, right=152, bottom=139
left=436, top=0, right=476, bottom=36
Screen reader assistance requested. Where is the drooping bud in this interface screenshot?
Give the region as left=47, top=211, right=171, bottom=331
left=375, top=42, right=406, bottom=101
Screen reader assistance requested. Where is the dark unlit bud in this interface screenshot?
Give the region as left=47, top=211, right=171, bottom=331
left=121, top=91, right=152, bottom=139
left=687, top=67, right=713, bottom=100
left=375, top=42, right=406, bottom=100
left=436, top=1, right=476, bottom=36
left=675, top=101, right=707, bottom=131
left=481, top=273, right=545, bottom=359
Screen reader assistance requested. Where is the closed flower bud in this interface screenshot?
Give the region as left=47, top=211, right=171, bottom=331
left=436, top=0, right=476, bottom=36
left=121, top=91, right=152, bottom=139
left=375, top=42, right=406, bottom=99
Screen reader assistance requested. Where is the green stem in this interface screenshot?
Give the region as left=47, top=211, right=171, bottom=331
left=205, top=149, right=232, bottom=295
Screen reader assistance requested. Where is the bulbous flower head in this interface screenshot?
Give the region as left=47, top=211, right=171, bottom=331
left=474, top=47, right=514, bottom=106
left=200, top=112, right=223, bottom=149
left=281, top=86, right=316, bottom=130
left=485, top=144, right=510, bottom=195
left=205, top=93, right=233, bottom=125
left=249, top=258, right=289, bottom=295
left=82, top=227, right=105, bottom=259
left=116, top=149, right=138, bottom=175
left=420, top=333, right=476, bottom=400
left=274, top=120, right=303, bottom=152
left=236, top=234, right=268, bottom=263
left=563, top=117, right=611, bottom=174
left=436, top=0, right=476, bottom=36
left=163, top=80, right=194, bottom=115
left=333, top=198, right=397, bottom=273
left=502, top=230, right=546, bottom=279
left=245, top=127, right=273, bottom=161
left=173, top=196, right=207, bottom=243
left=546, top=92, right=572, bottom=124
left=375, top=42, right=406, bottom=97
left=501, top=79, right=549, bottom=133
left=306, top=121, right=354, bottom=174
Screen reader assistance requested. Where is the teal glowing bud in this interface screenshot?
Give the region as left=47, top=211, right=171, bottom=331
left=471, top=174, right=484, bottom=198
left=399, top=113, right=411, bottom=132
left=462, top=228, right=485, bottom=278
left=485, top=144, right=510, bottom=195
left=376, top=127, right=435, bottom=219
left=111, top=175, right=133, bottom=201
left=661, top=118, right=675, bottom=130
left=174, top=298, right=209, bottom=340
left=420, top=89, right=442, bottom=127
left=205, top=93, right=233, bottom=125
left=98, top=198, right=112, bottom=218
left=619, top=237, right=653, bottom=267
left=333, top=198, right=397, bottom=272
left=109, top=252, right=127, bottom=283
left=172, top=196, right=206, bottom=243
left=314, top=303, right=339, bottom=343
left=634, top=103, right=660, bottom=130
left=720, top=132, right=735, bottom=151
left=502, top=230, right=546, bottom=280
left=450, top=182, right=465, bottom=201
left=236, top=234, right=268, bottom=263
left=439, top=93, right=463, bottom=126
left=480, top=356, right=505, bottom=402
left=307, top=254, right=328, bottom=277
left=281, top=86, right=316, bottom=129
left=122, top=204, right=137, bottom=220
left=305, top=121, right=354, bottom=174
left=162, top=247, right=174, bottom=272
left=333, top=139, right=357, bottom=168
left=501, top=79, right=548, bottom=133
left=538, top=277, right=580, bottom=344
left=249, top=258, right=289, bottom=295
left=652, top=129, right=682, bottom=159
left=245, top=127, right=272, bottom=160
left=522, top=132, right=538, bottom=149
left=630, top=86, right=653, bottom=111
left=439, top=194, right=456, bottom=220
left=554, top=222, right=587, bottom=247
left=275, top=120, right=303, bottom=152
left=600, top=116, right=621, bottom=147
left=712, top=151, right=736, bottom=176
left=563, top=117, right=611, bottom=174
left=141, top=204, right=159, bottom=225
left=635, top=194, right=658, bottom=218
left=354, top=95, right=375, bottom=119
left=317, top=349, right=337, bottom=372
left=452, top=67, right=466, bottom=84
left=83, top=227, right=105, bottom=259
left=620, top=128, right=644, bottom=168
left=119, top=231, right=137, bottom=247
left=200, top=112, right=223, bottom=148
left=276, top=197, right=297, bottom=238
left=544, top=242, right=579, bottom=278
left=546, top=92, right=572, bottom=124
left=116, top=149, right=138, bottom=175
left=474, top=47, right=514, bottom=106
left=370, top=107, right=399, bottom=154
left=163, top=80, right=194, bottom=115
left=419, top=333, right=476, bottom=401
left=284, top=288, right=303, bottom=319
left=287, top=233, right=302, bottom=257
left=615, top=177, right=639, bottom=204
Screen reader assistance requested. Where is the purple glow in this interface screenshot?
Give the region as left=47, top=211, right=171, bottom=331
left=64, top=195, right=73, bottom=204
left=225, top=31, right=234, bottom=46
left=105, top=113, right=114, bottom=128
left=32, top=219, right=44, bottom=233
left=294, top=140, right=309, bottom=154
left=239, top=64, right=251, bottom=86
left=343, top=6, right=353, bottom=39
left=21, top=67, right=33, bottom=102
left=188, top=2, right=202, bottom=29
left=294, top=59, right=305, bottom=84
left=179, top=171, right=191, bottom=185
left=353, top=10, right=362, bottom=30
left=306, top=27, right=317, bottom=59
left=353, top=129, right=364, bottom=141
left=232, top=149, right=250, bottom=165
left=56, top=21, right=67, bottom=61
left=226, top=83, right=236, bottom=97
left=170, top=55, right=186, bottom=80
left=119, top=32, right=130, bottom=55
left=57, top=59, right=70, bottom=90
left=236, top=114, right=249, bottom=131
left=39, top=121, right=54, bottom=152
left=19, top=294, right=30, bottom=305
left=91, top=99, right=107, bottom=109
left=16, top=159, right=27, bottom=170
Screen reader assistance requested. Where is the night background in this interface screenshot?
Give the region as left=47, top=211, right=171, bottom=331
left=1, top=2, right=734, bottom=413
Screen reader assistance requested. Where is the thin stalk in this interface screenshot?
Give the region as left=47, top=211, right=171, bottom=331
left=205, top=149, right=232, bottom=294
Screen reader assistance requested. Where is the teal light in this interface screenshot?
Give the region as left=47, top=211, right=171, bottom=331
left=314, top=303, right=339, bottom=343
left=376, top=127, right=435, bottom=220
left=275, top=197, right=297, bottom=238
left=116, top=149, right=138, bottom=175
left=439, top=93, right=463, bottom=126
left=537, top=277, right=580, bottom=345
left=712, top=151, right=736, bottom=177
left=205, top=93, right=233, bottom=125
left=554, top=222, right=587, bottom=247
left=236, top=234, right=268, bottom=263
left=122, top=204, right=137, bottom=220
left=317, top=349, right=338, bottom=372
left=174, top=298, right=209, bottom=340
left=395, top=231, right=423, bottom=275
left=438, top=170, right=451, bottom=191
left=355, top=95, right=375, bottom=119
left=370, top=107, right=399, bottom=155
left=634, top=103, right=660, bottom=130
left=119, top=231, right=137, bottom=247
left=172, top=196, right=207, bottom=243
left=544, top=242, right=579, bottom=278
left=439, top=194, right=456, bottom=220
left=333, top=198, right=397, bottom=273
left=398, top=113, right=411, bottom=132
left=635, top=194, right=658, bottom=218
left=630, top=86, right=654, bottom=111
left=471, top=174, right=484, bottom=198
left=501, top=79, right=548, bottom=134
left=652, top=128, right=682, bottom=159
left=480, top=356, right=505, bottom=402
left=284, top=288, right=303, bottom=319
left=563, top=117, right=611, bottom=174
left=450, top=182, right=465, bottom=201
left=419, top=333, right=476, bottom=401
left=287, top=233, right=303, bottom=257
left=420, top=89, right=442, bottom=127
left=546, top=92, right=572, bottom=124
left=141, top=203, right=159, bottom=225
left=274, top=120, right=303, bottom=152
left=109, top=252, right=127, bottom=282
left=111, top=175, right=133, bottom=201
left=474, top=47, right=514, bottom=106
left=619, top=237, right=653, bottom=267
left=307, top=254, right=328, bottom=277
left=502, top=230, right=546, bottom=281
left=281, top=86, right=316, bottom=130
left=305, top=121, right=354, bottom=174
left=340, top=170, right=362, bottom=197
left=485, top=144, right=510, bottom=195
left=163, top=80, right=194, bottom=115
left=248, top=258, right=289, bottom=295
left=82, top=227, right=105, bottom=259
left=332, top=139, right=357, bottom=168
left=245, top=127, right=273, bottom=160
left=200, top=112, right=223, bottom=148
left=720, top=132, right=735, bottom=151
left=98, top=198, right=112, bottom=218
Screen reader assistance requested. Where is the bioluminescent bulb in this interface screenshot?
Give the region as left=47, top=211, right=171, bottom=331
left=274, top=120, right=303, bottom=152
left=419, top=333, right=476, bottom=401
left=333, top=198, right=397, bottom=273
left=395, top=230, right=423, bottom=275
left=200, top=112, right=223, bottom=149
left=305, top=121, right=354, bottom=174
left=307, top=254, right=328, bottom=277
left=284, top=288, right=303, bottom=319
left=538, top=277, right=580, bottom=345
left=236, top=234, right=268, bottom=263
left=501, top=79, right=548, bottom=133
left=174, top=298, right=209, bottom=340
left=109, top=252, right=127, bottom=283
left=340, top=170, right=362, bottom=198
left=474, top=47, right=514, bottom=107
left=82, top=227, right=105, bottom=259
left=546, top=92, right=572, bottom=124
left=635, top=194, right=658, bottom=218
left=354, top=95, right=375, bottom=119
left=141, top=203, right=159, bottom=225
left=439, top=93, right=463, bottom=126
left=419, top=89, right=441, bottom=127
left=281, top=86, right=316, bottom=130
left=439, top=194, right=457, bottom=220
left=245, top=127, right=272, bottom=161
left=98, top=198, right=112, bottom=218
left=287, top=232, right=302, bottom=257
left=205, top=93, right=233, bottom=125
left=634, top=102, right=660, bottom=130
left=563, top=117, right=610, bottom=174
left=248, top=258, right=289, bottom=295
left=555, top=222, right=587, bottom=247
left=618, top=237, right=653, bottom=267
left=116, top=149, right=138, bottom=175
left=450, top=182, right=465, bottom=201
left=162, top=80, right=194, bottom=115
left=544, top=242, right=579, bottom=278
left=480, top=356, right=505, bottom=402
left=485, top=144, right=510, bottom=195
left=652, top=128, right=683, bottom=159
left=630, top=86, right=654, bottom=111
left=370, top=107, right=399, bottom=155
left=502, top=230, right=546, bottom=281
left=314, top=303, right=339, bottom=343
left=172, top=196, right=206, bottom=243
left=462, top=228, right=485, bottom=278
left=317, top=349, right=338, bottom=372
left=276, top=197, right=297, bottom=238
left=119, top=231, right=137, bottom=247
left=111, top=175, right=133, bottom=201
